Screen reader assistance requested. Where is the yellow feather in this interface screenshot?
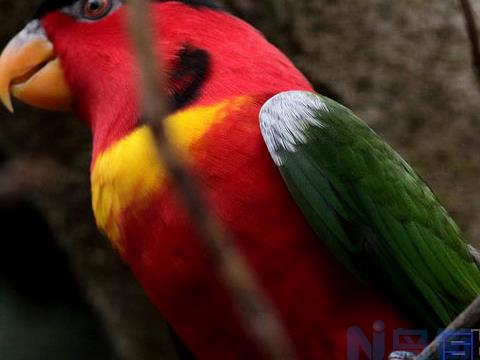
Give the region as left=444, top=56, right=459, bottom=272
left=91, top=96, right=248, bottom=250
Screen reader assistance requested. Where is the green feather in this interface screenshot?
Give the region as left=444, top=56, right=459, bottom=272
left=260, top=91, right=480, bottom=330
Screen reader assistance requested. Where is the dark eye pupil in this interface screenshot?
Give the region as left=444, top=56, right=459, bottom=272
left=83, top=0, right=111, bottom=18
left=88, top=1, right=101, bottom=11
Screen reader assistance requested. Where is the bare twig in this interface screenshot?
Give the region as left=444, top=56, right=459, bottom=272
left=126, top=1, right=296, bottom=359
left=412, top=294, right=480, bottom=359
left=459, top=0, right=480, bottom=87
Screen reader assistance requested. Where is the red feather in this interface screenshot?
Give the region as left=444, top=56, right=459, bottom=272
left=121, top=95, right=411, bottom=359
left=42, top=2, right=310, bottom=160
left=42, top=3, right=412, bottom=358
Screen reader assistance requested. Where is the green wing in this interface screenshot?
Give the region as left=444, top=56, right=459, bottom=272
left=259, top=90, right=480, bottom=329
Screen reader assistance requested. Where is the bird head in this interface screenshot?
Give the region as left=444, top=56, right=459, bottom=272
left=0, top=1, right=224, bottom=153
left=0, top=0, right=310, bottom=159
left=0, top=0, right=312, bottom=248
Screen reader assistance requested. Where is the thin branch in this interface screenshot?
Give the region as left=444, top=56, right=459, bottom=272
left=413, top=294, right=480, bottom=359
left=459, top=0, right=480, bottom=87
left=126, top=1, right=296, bottom=359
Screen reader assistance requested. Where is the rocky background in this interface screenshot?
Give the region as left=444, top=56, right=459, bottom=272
left=0, top=0, right=479, bottom=359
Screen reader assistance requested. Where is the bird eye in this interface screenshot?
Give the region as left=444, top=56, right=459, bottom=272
left=82, top=0, right=113, bottom=20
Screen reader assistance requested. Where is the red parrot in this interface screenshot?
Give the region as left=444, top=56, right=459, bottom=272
left=1, top=1, right=480, bottom=359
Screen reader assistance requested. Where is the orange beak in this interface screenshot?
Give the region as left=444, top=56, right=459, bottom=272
left=0, top=20, right=72, bottom=112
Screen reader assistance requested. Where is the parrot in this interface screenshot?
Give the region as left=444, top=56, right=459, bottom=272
left=1, top=0, right=480, bottom=359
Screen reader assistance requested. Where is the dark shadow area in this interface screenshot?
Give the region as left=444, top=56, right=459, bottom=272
left=0, top=151, right=117, bottom=360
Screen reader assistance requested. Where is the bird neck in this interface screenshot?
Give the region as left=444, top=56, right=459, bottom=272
left=86, top=3, right=312, bottom=163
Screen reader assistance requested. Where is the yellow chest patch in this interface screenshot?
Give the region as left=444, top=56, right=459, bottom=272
left=91, top=96, right=248, bottom=251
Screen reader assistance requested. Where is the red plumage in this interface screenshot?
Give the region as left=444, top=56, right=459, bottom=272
left=39, top=2, right=412, bottom=358
left=121, top=95, right=410, bottom=358
left=42, top=3, right=310, bottom=160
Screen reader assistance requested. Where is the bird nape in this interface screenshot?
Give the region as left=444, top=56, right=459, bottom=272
left=0, top=0, right=478, bottom=359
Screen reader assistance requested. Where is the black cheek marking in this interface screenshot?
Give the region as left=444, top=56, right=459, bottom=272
left=168, top=45, right=211, bottom=111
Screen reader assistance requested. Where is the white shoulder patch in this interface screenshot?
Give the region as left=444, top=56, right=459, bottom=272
left=259, top=90, right=329, bottom=166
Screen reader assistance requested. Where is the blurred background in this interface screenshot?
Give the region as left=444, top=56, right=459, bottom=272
left=0, top=0, right=479, bottom=359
